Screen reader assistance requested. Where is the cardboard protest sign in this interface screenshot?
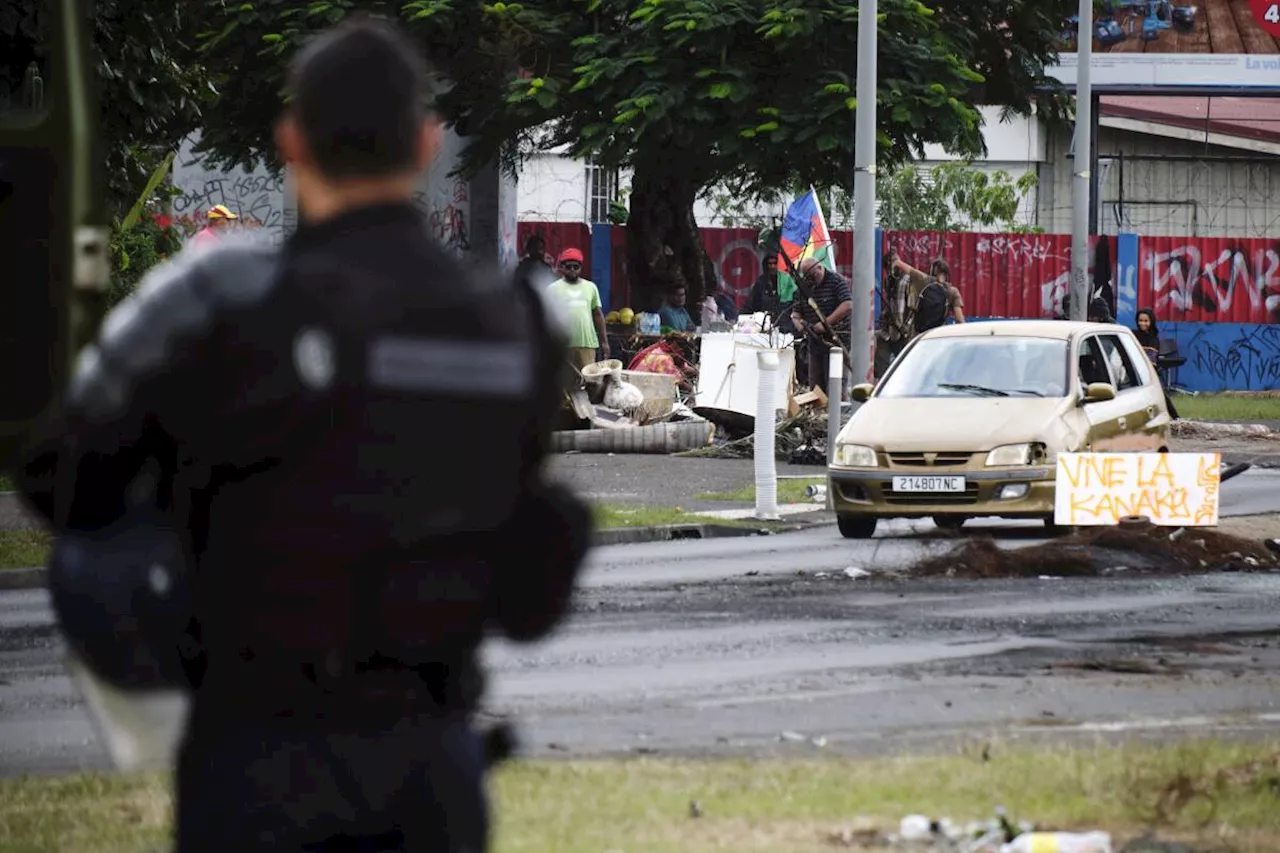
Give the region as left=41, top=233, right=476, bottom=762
left=1053, top=453, right=1221, bottom=527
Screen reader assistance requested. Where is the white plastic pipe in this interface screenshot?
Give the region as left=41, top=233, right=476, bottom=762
left=754, top=350, right=780, bottom=519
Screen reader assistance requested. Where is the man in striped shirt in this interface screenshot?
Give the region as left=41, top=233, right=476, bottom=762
left=790, top=256, right=852, bottom=391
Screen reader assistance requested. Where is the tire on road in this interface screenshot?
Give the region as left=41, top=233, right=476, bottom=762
left=932, top=515, right=966, bottom=531
left=837, top=514, right=877, bottom=539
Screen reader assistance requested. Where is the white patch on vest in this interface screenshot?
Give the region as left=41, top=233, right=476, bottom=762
left=368, top=336, right=532, bottom=397
left=293, top=327, right=336, bottom=390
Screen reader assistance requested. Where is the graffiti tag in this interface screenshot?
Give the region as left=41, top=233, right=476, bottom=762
left=1146, top=244, right=1280, bottom=322
left=1185, top=324, right=1280, bottom=390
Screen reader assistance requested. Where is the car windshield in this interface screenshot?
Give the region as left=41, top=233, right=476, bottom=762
left=877, top=335, right=1071, bottom=399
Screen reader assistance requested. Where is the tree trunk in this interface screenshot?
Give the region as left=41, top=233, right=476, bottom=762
left=625, top=158, right=715, bottom=313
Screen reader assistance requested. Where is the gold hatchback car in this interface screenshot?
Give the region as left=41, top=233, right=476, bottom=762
left=828, top=320, right=1173, bottom=538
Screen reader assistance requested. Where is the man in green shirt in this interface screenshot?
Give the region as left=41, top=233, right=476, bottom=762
left=546, top=247, right=610, bottom=369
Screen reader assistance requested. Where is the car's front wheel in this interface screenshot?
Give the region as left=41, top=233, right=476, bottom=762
left=837, top=514, right=878, bottom=539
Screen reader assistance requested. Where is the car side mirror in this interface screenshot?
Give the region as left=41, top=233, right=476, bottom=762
left=1081, top=382, right=1116, bottom=404
left=850, top=383, right=874, bottom=403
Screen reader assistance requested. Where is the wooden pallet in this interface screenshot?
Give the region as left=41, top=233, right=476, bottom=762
left=1079, top=0, right=1280, bottom=53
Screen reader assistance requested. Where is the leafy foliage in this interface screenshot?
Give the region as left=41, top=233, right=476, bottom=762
left=875, top=161, right=1040, bottom=232
left=191, top=0, right=1072, bottom=294
left=107, top=214, right=183, bottom=307
left=194, top=0, right=1073, bottom=185
left=0, top=1, right=212, bottom=214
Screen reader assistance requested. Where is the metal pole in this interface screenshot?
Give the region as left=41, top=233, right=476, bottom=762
left=851, top=0, right=877, bottom=385
left=753, top=350, right=780, bottom=520
left=826, top=347, right=842, bottom=510
left=1069, top=0, right=1092, bottom=322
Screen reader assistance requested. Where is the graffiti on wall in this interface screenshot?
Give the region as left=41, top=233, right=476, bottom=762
left=418, top=132, right=471, bottom=256
left=172, top=134, right=287, bottom=243
left=1141, top=237, right=1280, bottom=324
left=1176, top=323, right=1280, bottom=390
left=883, top=231, right=1120, bottom=320
left=497, top=172, right=519, bottom=272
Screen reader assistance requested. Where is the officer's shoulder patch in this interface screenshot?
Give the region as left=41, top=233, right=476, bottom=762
left=368, top=335, right=533, bottom=398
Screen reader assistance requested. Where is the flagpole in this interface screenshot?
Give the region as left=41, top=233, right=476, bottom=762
left=851, top=0, right=877, bottom=390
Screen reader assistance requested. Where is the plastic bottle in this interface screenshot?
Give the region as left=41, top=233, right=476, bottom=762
left=1000, top=831, right=1112, bottom=853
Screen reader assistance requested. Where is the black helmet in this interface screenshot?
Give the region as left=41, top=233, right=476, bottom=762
left=48, top=514, right=200, bottom=692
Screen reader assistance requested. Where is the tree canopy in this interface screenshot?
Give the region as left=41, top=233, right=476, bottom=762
left=1, top=1, right=212, bottom=214
left=194, top=0, right=1075, bottom=298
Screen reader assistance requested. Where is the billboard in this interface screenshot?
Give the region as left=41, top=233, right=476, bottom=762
left=1046, top=1, right=1280, bottom=91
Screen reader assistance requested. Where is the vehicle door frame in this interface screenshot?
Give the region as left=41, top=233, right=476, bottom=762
left=1072, top=330, right=1131, bottom=452
left=1108, top=329, right=1171, bottom=449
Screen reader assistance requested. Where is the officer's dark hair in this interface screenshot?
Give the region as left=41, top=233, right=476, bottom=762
left=284, top=15, right=436, bottom=179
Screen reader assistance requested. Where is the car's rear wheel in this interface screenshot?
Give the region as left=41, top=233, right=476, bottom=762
left=837, top=514, right=878, bottom=539
left=932, top=515, right=966, bottom=531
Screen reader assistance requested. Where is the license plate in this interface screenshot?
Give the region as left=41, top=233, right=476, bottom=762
left=891, top=475, right=966, bottom=493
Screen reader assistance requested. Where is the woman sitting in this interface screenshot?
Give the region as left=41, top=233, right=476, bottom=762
left=1134, top=307, right=1160, bottom=365
left=1134, top=307, right=1179, bottom=420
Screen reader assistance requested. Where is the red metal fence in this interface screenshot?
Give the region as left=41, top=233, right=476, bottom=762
left=1139, top=235, right=1280, bottom=324
left=517, top=222, right=1280, bottom=325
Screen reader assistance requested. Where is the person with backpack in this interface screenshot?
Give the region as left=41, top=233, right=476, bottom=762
left=888, top=250, right=965, bottom=337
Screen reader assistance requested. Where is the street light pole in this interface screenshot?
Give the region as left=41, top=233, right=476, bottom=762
left=851, top=0, right=877, bottom=387
left=1070, top=0, right=1093, bottom=322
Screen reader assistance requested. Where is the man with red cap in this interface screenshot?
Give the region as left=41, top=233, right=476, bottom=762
left=546, top=247, right=609, bottom=368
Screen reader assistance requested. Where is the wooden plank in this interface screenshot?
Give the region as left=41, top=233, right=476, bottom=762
left=1181, top=2, right=1215, bottom=52
left=1206, top=0, right=1246, bottom=52
left=1230, top=0, right=1280, bottom=52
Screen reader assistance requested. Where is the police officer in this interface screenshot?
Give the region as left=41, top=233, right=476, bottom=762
left=13, top=16, right=589, bottom=853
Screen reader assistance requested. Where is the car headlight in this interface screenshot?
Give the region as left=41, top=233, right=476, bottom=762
left=985, top=443, right=1033, bottom=466
left=836, top=444, right=878, bottom=467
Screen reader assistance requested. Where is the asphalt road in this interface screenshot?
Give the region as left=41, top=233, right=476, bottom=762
left=2, top=472, right=1280, bottom=776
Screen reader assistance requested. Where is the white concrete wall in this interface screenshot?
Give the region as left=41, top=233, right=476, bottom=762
left=516, top=106, right=1049, bottom=229
left=172, top=128, right=480, bottom=257
left=1037, top=123, right=1280, bottom=239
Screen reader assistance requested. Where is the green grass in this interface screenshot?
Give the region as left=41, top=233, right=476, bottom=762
left=698, top=477, right=825, bottom=503
left=4, top=740, right=1280, bottom=852
left=0, top=474, right=13, bottom=493
left=0, top=505, right=761, bottom=573
left=593, top=503, right=756, bottom=530
left=1174, top=392, right=1280, bottom=423
left=0, top=531, right=49, bottom=570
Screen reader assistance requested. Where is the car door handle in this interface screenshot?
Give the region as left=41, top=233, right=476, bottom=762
left=1118, top=416, right=1127, bottom=429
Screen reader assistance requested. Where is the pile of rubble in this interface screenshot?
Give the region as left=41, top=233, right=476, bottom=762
left=912, top=517, right=1280, bottom=579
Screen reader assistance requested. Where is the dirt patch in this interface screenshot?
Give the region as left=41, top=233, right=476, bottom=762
left=911, top=522, right=1280, bottom=579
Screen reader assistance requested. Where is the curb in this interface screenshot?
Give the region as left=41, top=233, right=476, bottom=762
left=1172, top=420, right=1278, bottom=439
left=0, top=521, right=834, bottom=592
left=594, top=519, right=827, bottom=546
left=0, top=567, right=45, bottom=591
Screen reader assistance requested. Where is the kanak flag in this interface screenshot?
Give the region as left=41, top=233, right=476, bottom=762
left=776, top=188, right=836, bottom=303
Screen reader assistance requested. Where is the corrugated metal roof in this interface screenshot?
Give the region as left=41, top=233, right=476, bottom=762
left=1101, top=96, right=1280, bottom=144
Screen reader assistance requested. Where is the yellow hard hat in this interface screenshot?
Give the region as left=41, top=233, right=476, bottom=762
left=207, top=204, right=239, bottom=221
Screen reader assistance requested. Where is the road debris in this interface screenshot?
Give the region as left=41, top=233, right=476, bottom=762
left=1001, top=832, right=1112, bottom=852
left=1171, top=420, right=1278, bottom=440
left=843, top=566, right=871, bottom=579
left=911, top=523, right=1280, bottom=579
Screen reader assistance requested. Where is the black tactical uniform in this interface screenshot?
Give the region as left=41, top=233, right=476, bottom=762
left=16, top=201, right=590, bottom=852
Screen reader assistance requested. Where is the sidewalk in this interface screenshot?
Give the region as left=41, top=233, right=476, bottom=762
left=548, top=454, right=827, bottom=513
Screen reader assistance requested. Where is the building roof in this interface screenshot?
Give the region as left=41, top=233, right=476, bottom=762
left=1101, top=96, right=1280, bottom=148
